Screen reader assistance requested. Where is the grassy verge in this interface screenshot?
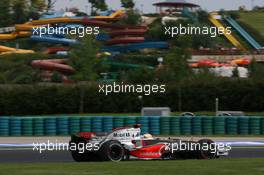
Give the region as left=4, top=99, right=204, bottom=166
left=0, top=158, right=263, bottom=175
left=239, top=11, right=264, bottom=38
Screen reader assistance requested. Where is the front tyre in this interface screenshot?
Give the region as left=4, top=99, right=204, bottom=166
left=99, top=140, right=125, bottom=162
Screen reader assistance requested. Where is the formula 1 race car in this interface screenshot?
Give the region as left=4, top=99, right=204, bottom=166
left=69, top=124, right=228, bottom=162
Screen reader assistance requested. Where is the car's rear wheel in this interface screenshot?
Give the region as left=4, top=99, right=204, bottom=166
left=198, top=139, right=217, bottom=159
left=99, top=140, right=125, bottom=161
left=70, top=140, right=98, bottom=162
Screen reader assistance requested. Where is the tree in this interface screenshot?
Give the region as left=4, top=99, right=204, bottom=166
left=69, top=35, right=108, bottom=81
left=46, top=0, right=56, bottom=12
left=29, top=0, right=46, bottom=19
left=118, top=9, right=141, bottom=25
left=12, top=0, right=28, bottom=24
left=88, top=0, right=108, bottom=15
left=8, top=0, right=47, bottom=24
left=157, top=48, right=192, bottom=82
left=121, top=0, right=135, bottom=9
left=248, top=58, right=264, bottom=79
left=123, top=66, right=155, bottom=83
left=197, top=10, right=209, bottom=23
left=0, top=0, right=12, bottom=27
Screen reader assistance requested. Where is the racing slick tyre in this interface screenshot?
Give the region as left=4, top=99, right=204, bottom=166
left=70, top=139, right=98, bottom=162
left=198, top=139, right=217, bottom=159
left=71, top=149, right=97, bottom=162
left=99, top=140, right=125, bottom=161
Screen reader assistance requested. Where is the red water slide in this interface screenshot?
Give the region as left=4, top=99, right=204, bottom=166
left=31, top=60, right=75, bottom=74
left=46, top=47, right=70, bottom=54
left=109, top=29, right=148, bottom=37
left=105, top=37, right=145, bottom=45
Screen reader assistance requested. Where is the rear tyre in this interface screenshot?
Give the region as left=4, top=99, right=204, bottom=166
left=70, top=140, right=98, bottom=162
left=198, top=139, right=217, bottom=159
left=99, top=140, right=125, bottom=161
left=71, top=149, right=87, bottom=162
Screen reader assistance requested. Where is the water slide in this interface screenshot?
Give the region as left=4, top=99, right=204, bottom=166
left=105, top=37, right=145, bottom=45
left=0, top=10, right=125, bottom=40
left=101, top=23, right=149, bottom=46
left=102, top=42, right=169, bottom=53
left=32, top=59, right=74, bottom=83
left=0, top=22, right=139, bottom=40
left=0, top=31, right=31, bottom=40
left=45, top=47, right=70, bottom=54
left=40, top=10, right=125, bottom=21
left=30, top=10, right=124, bottom=25
left=92, top=10, right=125, bottom=21
left=31, top=59, right=75, bottom=74
left=103, top=61, right=154, bottom=70
left=30, top=35, right=78, bottom=45
left=96, top=28, right=148, bottom=41
left=209, top=13, right=245, bottom=51
left=225, top=16, right=262, bottom=50
left=0, top=45, right=34, bottom=55
left=96, top=33, right=110, bottom=41
left=109, top=29, right=147, bottom=37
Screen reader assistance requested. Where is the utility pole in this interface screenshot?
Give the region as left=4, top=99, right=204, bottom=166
left=215, top=98, right=219, bottom=116
left=251, top=0, right=255, bottom=10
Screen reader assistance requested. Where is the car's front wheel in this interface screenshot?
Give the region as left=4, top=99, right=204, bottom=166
left=99, top=140, right=125, bottom=161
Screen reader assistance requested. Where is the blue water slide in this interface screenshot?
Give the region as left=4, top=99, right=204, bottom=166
left=102, top=42, right=169, bottom=53
left=31, top=28, right=66, bottom=38
left=225, top=16, right=262, bottom=50
left=40, top=12, right=65, bottom=19
left=31, top=35, right=78, bottom=45
left=56, top=51, right=69, bottom=56
left=96, top=33, right=110, bottom=41
left=99, top=10, right=112, bottom=16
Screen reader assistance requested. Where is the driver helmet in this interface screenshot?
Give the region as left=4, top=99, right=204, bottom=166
left=143, top=133, right=153, bottom=139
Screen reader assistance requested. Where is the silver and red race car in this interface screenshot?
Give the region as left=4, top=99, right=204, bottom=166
left=70, top=124, right=228, bottom=162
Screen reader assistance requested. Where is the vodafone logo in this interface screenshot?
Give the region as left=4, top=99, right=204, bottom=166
left=140, top=152, right=160, bottom=156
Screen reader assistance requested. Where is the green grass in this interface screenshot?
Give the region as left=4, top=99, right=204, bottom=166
left=0, top=159, right=263, bottom=175
left=239, top=12, right=264, bottom=37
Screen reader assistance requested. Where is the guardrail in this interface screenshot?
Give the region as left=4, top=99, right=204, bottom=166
left=0, top=116, right=263, bottom=136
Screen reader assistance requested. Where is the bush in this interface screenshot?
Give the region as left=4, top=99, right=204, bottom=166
left=0, top=53, right=46, bottom=84
left=0, top=78, right=264, bottom=115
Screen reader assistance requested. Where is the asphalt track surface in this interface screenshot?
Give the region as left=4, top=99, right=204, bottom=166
left=0, top=147, right=264, bottom=163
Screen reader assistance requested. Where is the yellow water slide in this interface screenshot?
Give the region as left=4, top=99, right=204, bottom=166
left=0, top=18, right=82, bottom=40
left=0, top=10, right=125, bottom=40
left=30, top=18, right=83, bottom=26
left=0, top=31, right=31, bottom=40
left=94, top=10, right=125, bottom=19
left=0, top=45, right=34, bottom=55
left=209, top=12, right=245, bottom=50
left=15, top=10, right=124, bottom=31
